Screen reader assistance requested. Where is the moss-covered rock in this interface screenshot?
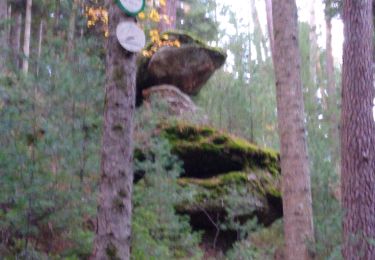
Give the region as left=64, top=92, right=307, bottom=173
left=160, top=123, right=282, bottom=228
left=136, top=31, right=227, bottom=105
left=162, top=123, right=280, bottom=179
left=176, top=170, right=282, bottom=228
left=134, top=122, right=282, bottom=253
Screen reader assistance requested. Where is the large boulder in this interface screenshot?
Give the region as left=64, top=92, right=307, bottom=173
left=162, top=124, right=280, bottom=179
left=134, top=122, right=282, bottom=253
left=162, top=123, right=282, bottom=224
left=142, top=84, right=199, bottom=117
left=137, top=31, right=227, bottom=104
left=161, top=123, right=282, bottom=251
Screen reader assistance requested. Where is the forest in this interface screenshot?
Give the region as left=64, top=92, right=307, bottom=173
left=0, top=0, right=374, bottom=259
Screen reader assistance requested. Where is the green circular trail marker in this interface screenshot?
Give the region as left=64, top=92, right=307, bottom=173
left=115, top=0, right=145, bottom=16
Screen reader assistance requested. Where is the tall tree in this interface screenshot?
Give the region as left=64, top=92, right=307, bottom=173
left=250, top=0, right=267, bottom=62
left=271, top=0, right=315, bottom=259
left=309, top=0, right=318, bottom=84
left=341, top=0, right=375, bottom=258
left=324, top=2, right=340, bottom=184
left=22, top=0, right=32, bottom=74
left=9, top=2, right=22, bottom=70
left=36, top=19, right=44, bottom=76
left=90, top=1, right=137, bottom=259
left=0, top=0, right=7, bottom=71
left=67, top=0, right=78, bottom=60
left=264, top=0, right=274, bottom=56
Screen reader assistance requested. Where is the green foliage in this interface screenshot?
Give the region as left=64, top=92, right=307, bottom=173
left=177, top=0, right=219, bottom=42
left=298, top=20, right=343, bottom=260
left=323, top=0, right=343, bottom=18
left=196, top=22, right=278, bottom=149
left=131, top=106, right=203, bottom=260
left=225, top=220, right=283, bottom=260
left=0, top=25, right=103, bottom=258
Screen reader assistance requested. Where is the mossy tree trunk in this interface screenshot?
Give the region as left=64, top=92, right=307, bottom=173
left=90, top=2, right=137, bottom=259
left=271, top=0, right=315, bottom=259
left=341, top=0, right=375, bottom=258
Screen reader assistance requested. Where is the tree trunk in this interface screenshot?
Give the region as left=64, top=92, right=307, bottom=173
left=264, top=0, right=274, bottom=57
left=7, top=4, right=11, bottom=40
left=22, top=0, right=32, bottom=74
left=341, top=0, right=375, bottom=258
left=325, top=15, right=340, bottom=182
left=309, top=0, right=318, bottom=84
left=36, top=19, right=44, bottom=77
left=67, top=0, right=78, bottom=60
left=9, top=8, right=22, bottom=70
left=54, top=0, right=60, bottom=35
left=0, top=0, right=7, bottom=71
left=90, top=2, right=136, bottom=259
left=271, top=0, right=315, bottom=259
left=250, top=0, right=267, bottom=62
left=158, top=0, right=177, bottom=32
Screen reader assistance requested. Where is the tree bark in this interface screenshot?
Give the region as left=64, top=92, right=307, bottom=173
left=7, top=4, right=11, bottom=40
left=54, top=0, right=60, bottom=35
left=158, top=0, right=177, bottom=32
left=22, top=0, right=32, bottom=74
left=250, top=0, right=267, bottom=62
left=0, top=0, right=7, bottom=71
left=264, top=0, right=274, bottom=57
left=36, top=19, right=44, bottom=77
left=309, top=0, right=318, bottom=84
left=271, top=0, right=315, bottom=259
left=90, top=1, right=136, bottom=259
left=67, top=0, right=78, bottom=60
left=341, top=0, right=375, bottom=258
left=325, top=14, right=340, bottom=181
left=9, top=7, right=22, bottom=70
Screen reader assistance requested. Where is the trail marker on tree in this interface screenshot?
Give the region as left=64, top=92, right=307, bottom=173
left=116, top=21, right=145, bottom=52
left=115, top=0, right=145, bottom=16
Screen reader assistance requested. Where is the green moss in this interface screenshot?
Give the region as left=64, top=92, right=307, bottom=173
left=162, top=123, right=280, bottom=179
left=162, top=30, right=227, bottom=57
left=106, top=243, right=120, bottom=260
left=113, top=197, right=125, bottom=211
left=177, top=170, right=281, bottom=218
left=179, top=171, right=279, bottom=195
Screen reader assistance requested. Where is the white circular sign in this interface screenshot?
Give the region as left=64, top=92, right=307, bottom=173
left=116, top=21, right=146, bottom=53
left=116, top=0, right=145, bottom=16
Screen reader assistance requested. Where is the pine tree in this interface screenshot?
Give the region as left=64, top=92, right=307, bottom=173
left=271, top=0, right=315, bottom=259
left=9, top=2, right=22, bottom=70
left=341, top=0, right=375, bottom=258
left=0, top=0, right=7, bottom=71
left=22, top=0, right=32, bottom=74
left=90, top=2, right=137, bottom=259
left=324, top=1, right=340, bottom=183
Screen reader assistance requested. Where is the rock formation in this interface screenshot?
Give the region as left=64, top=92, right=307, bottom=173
left=136, top=31, right=227, bottom=107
